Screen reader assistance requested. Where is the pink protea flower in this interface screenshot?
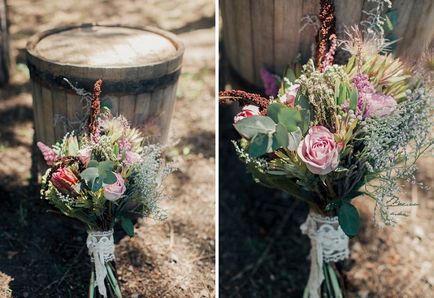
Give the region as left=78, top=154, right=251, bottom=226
left=364, top=93, right=397, bottom=118
left=37, top=142, right=58, bottom=166
left=234, top=105, right=260, bottom=123
left=260, top=67, right=279, bottom=97
left=124, top=151, right=142, bottom=166
left=51, top=167, right=79, bottom=194
left=350, top=74, right=397, bottom=118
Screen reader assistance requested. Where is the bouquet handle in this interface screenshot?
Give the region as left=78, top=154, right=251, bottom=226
left=300, top=211, right=349, bottom=298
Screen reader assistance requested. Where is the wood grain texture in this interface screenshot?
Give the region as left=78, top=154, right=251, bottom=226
left=0, top=0, right=9, bottom=85
left=221, top=0, right=434, bottom=89
left=27, top=24, right=183, bottom=147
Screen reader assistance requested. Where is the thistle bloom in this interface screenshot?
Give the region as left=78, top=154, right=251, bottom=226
left=260, top=67, right=279, bottom=97
left=233, top=105, right=260, bottom=123
left=51, top=167, right=79, bottom=194
left=297, top=126, right=339, bottom=175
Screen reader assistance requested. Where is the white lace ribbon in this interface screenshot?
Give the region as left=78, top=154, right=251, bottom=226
left=300, top=211, right=349, bottom=298
left=87, top=229, right=115, bottom=298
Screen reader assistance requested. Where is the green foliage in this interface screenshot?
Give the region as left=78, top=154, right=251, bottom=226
left=120, top=216, right=134, bottom=237
left=234, top=116, right=276, bottom=139
left=248, top=134, right=271, bottom=158
left=338, top=202, right=360, bottom=237
left=80, top=161, right=116, bottom=192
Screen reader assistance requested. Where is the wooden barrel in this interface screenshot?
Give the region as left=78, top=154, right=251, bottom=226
left=221, top=0, right=434, bottom=88
left=26, top=23, right=184, bottom=147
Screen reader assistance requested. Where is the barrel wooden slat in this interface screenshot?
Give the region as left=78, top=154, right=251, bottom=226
left=394, top=0, right=434, bottom=59
left=233, top=0, right=254, bottom=84
left=222, top=0, right=434, bottom=89
left=119, top=94, right=136, bottom=121
left=134, top=93, right=151, bottom=126
left=298, top=0, right=316, bottom=65
left=66, top=92, right=82, bottom=130
left=110, top=96, right=120, bottom=116
left=221, top=1, right=239, bottom=75
left=32, top=80, right=45, bottom=142
left=40, top=86, right=55, bottom=145
left=52, top=88, right=68, bottom=139
left=27, top=24, right=184, bottom=152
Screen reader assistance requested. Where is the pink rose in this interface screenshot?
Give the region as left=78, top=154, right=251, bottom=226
left=364, top=93, right=397, bottom=118
left=297, top=126, right=339, bottom=175
left=234, top=105, right=260, bottom=123
left=279, top=84, right=299, bottom=107
left=37, top=142, right=58, bottom=166
left=78, top=148, right=92, bottom=166
left=51, top=167, right=79, bottom=194
left=124, top=151, right=142, bottom=165
left=103, top=173, right=126, bottom=201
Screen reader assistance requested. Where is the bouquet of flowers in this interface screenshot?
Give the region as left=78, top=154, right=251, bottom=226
left=37, top=80, right=172, bottom=298
left=219, top=1, right=433, bottom=297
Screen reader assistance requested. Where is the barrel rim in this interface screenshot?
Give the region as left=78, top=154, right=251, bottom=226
left=26, top=23, right=185, bottom=73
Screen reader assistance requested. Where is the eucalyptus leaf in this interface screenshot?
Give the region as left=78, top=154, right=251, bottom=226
left=248, top=133, right=271, bottom=158
left=295, top=94, right=310, bottom=110
left=277, top=107, right=301, bottom=132
left=120, top=216, right=134, bottom=237
left=88, top=160, right=98, bottom=167
left=274, top=123, right=289, bottom=149
left=80, top=167, right=99, bottom=182
left=287, top=128, right=302, bottom=151
left=103, top=171, right=117, bottom=184
left=267, top=103, right=286, bottom=123
left=234, top=116, right=276, bottom=139
left=300, top=109, right=311, bottom=134
left=338, top=202, right=360, bottom=237
left=91, top=177, right=103, bottom=192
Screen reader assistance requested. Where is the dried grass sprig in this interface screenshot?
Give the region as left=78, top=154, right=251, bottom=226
left=88, top=79, right=102, bottom=139
left=219, top=90, right=270, bottom=111
left=315, top=0, right=336, bottom=68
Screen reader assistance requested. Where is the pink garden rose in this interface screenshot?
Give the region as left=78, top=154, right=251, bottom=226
left=103, top=173, right=126, bottom=201
left=51, top=167, right=79, bottom=194
left=279, top=84, right=299, bottom=107
left=124, top=151, right=142, bottom=165
left=234, top=105, right=260, bottom=123
left=37, top=142, right=58, bottom=166
left=364, top=92, right=397, bottom=118
left=297, top=126, right=339, bottom=175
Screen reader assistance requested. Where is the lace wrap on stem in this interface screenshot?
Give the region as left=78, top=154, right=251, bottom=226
left=300, top=211, right=349, bottom=298
left=87, top=229, right=115, bottom=298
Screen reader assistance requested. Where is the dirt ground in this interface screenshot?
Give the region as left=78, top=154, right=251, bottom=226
left=219, top=48, right=434, bottom=298
left=0, top=1, right=215, bottom=297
